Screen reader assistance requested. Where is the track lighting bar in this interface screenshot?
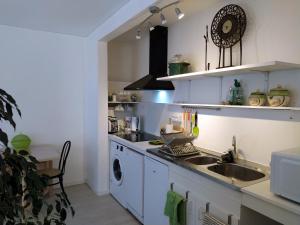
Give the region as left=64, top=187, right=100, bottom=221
left=135, top=0, right=184, bottom=39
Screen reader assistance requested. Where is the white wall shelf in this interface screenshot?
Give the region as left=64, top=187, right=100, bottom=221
left=157, top=61, right=300, bottom=81
left=137, top=101, right=300, bottom=111
left=172, top=103, right=300, bottom=111
left=107, top=102, right=300, bottom=112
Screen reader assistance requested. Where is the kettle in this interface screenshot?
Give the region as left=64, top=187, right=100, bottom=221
left=131, top=116, right=141, bottom=132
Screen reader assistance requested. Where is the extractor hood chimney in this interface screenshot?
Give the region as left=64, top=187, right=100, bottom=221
left=124, top=26, right=174, bottom=91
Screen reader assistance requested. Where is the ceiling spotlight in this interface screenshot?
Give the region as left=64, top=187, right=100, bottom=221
left=160, top=13, right=167, bottom=25
left=148, top=22, right=155, bottom=31
left=175, top=7, right=184, bottom=20
left=136, top=30, right=141, bottom=40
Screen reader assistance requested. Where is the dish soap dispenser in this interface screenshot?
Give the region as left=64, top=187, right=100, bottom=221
left=228, top=79, right=244, bottom=105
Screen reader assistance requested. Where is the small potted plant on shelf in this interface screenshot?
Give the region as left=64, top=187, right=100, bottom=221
left=0, top=88, right=74, bottom=225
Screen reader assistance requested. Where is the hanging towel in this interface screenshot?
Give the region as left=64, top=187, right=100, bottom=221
left=164, top=190, right=187, bottom=225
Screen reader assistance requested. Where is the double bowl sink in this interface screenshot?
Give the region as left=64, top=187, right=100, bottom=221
left=184, top=155, right=266, bottom=183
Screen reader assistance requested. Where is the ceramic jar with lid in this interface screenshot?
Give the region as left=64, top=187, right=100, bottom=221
left=168, top=54, right=190, bottom=75
left=267, top=85, right=291, bottom=107
left=248, top=90, right=267, bottom=106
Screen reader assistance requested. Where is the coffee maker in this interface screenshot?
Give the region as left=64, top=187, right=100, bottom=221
left=108, top=116, right=118, bottom=134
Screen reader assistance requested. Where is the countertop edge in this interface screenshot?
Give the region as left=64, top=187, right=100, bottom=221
left=241, top=180, right=300, bottom=216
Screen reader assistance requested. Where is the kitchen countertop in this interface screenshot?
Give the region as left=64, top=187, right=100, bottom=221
left=109, top=133, right=269, bottom=190
left=147, top=148, right=269, bottom=190
left=109, top=133, right=299, bottom=216
left=108, top=134, right=161, bottom=155
left=242, top=180, right=300, bottom=216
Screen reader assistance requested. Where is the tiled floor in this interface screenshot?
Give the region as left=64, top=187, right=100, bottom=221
left=62, top=184, right=140, bottom=225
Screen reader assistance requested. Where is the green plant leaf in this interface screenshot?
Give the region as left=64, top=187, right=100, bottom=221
left=18, top=150, right=29, bottom=156
left=0, top=129, right=8, bottom=146
left=28, top=156, right=39, bottom=164
left=71, top=206, right=75, bottom=217
left=47, top=205, right=53, bottom=216
left=44, top=218, right=51, bottom=225
left=55, top=200, right=61, bottom=213
left=60, top=208, right=67, bottom=221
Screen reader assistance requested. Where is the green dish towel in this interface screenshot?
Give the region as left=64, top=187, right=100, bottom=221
left=164, top=190, right=187, bottom=225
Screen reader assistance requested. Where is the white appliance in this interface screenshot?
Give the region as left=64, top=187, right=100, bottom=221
left=271, top=147, right=300, bottom=203
left=144, top=157, right=169, bottom=225
left=125, top=148, right=144, bottom=223
left=110, top=141, right=127, bottom=208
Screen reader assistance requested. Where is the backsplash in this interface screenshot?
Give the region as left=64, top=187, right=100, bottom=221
left=135, top=75, right=300, bottom=166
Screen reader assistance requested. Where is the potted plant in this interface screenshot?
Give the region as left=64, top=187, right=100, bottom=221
left=0, top=88, right=74, bottom=225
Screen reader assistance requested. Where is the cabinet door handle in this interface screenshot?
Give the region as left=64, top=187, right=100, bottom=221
left=120, top=146, right=123, bottom=151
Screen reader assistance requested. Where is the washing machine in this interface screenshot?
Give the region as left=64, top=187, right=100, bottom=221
left=109, top=141, right=127, bottom=208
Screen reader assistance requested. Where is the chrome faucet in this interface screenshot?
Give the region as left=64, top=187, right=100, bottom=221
left=231, top=136, right=238, bottom=160
left=221, top=136, right=238, bottom=163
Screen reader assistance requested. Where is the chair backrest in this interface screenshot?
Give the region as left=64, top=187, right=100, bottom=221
left=59, top=141, right=71, bottom=174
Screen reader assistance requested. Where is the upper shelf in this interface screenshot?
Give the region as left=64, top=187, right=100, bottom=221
left=157, top=61, right=300, bottom=81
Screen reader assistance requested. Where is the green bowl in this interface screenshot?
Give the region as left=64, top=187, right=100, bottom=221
left=11, top=133, right=31, bottom=153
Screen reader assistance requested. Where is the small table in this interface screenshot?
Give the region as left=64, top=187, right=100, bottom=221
left=31, top=145, right=60, bottom=170
left=30, top=145, right=60, bottom=194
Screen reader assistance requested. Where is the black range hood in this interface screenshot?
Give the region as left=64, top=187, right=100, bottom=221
left=124, top=26, right=174, bottom=91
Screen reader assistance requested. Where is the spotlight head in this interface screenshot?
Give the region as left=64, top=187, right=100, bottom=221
left=148, top=22, right=155, bottom=31
left=160, top=13, right=167, bottom=25
left=175, top=7, right=184, bottom=20
left=136, top=30, right=141, bottom=40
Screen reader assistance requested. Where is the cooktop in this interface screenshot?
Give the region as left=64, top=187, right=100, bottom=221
left=116, top=132, right=159, bottom=142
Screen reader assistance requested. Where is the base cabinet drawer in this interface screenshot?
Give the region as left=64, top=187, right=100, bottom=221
left=144, top=157, right=169, bottom=225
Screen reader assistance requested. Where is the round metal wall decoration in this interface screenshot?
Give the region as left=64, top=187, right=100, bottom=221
left=211, top=4, right=247, bottom=48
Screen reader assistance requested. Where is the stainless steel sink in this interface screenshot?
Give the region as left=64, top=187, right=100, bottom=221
left=185, top=156, right=218, bottom=165
left=207, top=163, right=265, bottom=181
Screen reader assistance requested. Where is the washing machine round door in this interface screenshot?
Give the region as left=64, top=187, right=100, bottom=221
left=112, top=155, right=124, bottom=186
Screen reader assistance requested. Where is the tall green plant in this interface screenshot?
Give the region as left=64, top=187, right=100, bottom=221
left=0, top=88, right=74, bottom=225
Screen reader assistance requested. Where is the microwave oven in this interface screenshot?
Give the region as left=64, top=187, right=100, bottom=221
left=270, top=148, right=300, bottom=203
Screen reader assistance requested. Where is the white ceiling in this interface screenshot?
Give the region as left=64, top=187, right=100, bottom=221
left=0, top=0, right=130, bottom=36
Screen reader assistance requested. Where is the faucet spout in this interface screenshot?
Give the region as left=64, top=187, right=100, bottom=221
left=232, top=136, right=238, bottom=160
left=221, top=136, right=238, bottom=163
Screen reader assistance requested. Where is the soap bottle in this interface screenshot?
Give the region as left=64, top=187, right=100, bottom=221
left=228, top=79, right=244, bottom=105
left=233, top=79, right=244, bottom=105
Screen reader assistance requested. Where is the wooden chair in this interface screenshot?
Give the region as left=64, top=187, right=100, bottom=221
left=40, top=140, right=71, bottom=204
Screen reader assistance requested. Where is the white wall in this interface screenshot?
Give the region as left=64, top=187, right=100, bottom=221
left=85, top=0, right=159, bottom=194
left=109, top=0, right=300, bottom=166
left=108, top=41, right=137, bottom=82
left=0, top=25, right=85, bottom=185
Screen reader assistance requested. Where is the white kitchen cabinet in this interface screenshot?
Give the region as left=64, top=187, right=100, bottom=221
left=169, top=164, right=241, bottom=225
left=125, top=148, right=144, bottom=223
left=144, top=156, right=169, bottom=225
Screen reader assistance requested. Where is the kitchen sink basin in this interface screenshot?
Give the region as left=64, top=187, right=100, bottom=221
left=207, top=163, right=265, bottom=181
left=185, top=156, right=218, bottom=165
